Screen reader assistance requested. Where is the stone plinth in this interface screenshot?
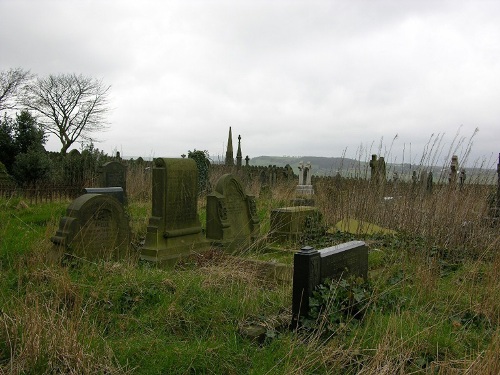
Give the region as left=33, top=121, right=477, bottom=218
left=295, top=185, right=314, bottom=196
left=270, top=206, right=319, bottom=243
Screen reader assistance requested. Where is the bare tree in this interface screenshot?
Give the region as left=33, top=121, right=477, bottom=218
left=22, top=73, right=110, bottom=154
left=0, top=68, right=32, bottom=112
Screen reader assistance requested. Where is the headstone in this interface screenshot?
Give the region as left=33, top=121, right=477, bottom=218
left=487, top=153, right=500, bottom=222
left=370, top=155, right=379, bottom=182
left=459, top=168, right=466, bottom=190
left=296, top=162, right=314, bottom=196
left=449, top=155, right=459, bottom=184
left=426, top=171, right=433, bottom=194
left=270, top=206, right=320, bottom=243
left=206, top=174, right=260, bottom=250
left=98, top=161, right=127, bottom=199
left=291, top=241, right=368, bottom=327
left=378, top=157, right=386, bottom=182
left=51, top=193, right=131, bottom=260
left=140, top=158, right=207, bottom=265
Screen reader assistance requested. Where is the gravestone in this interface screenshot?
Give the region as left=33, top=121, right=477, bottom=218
left=140, top=158, right=207, bottom=265
left=370, top=155, right=379, bottom=182
left=459, top=168, right=466, bottom=190
left=449, top=155, right=459, bottom=184
left=295, top=162, right=314, bottom=205
left=98, top=161, right=127, bottom=199
left=206, top=174, right=260, bottom=250
left=426, top=171, right=433, bottom=194
left=51, top=193, right=131, bottom=260
left=270, top=206, right=320, bottom=243
left=291, top=241, right=368, bottom=327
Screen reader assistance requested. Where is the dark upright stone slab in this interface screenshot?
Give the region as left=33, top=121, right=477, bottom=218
left=99, top=161, right=127, bottom=200
left=291, top=241, right=368, bottom=327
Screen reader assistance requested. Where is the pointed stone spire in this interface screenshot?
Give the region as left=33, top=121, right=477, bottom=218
left=225, top=126, right=234, bottom=166
left=236, top=134, right=242, bottom=169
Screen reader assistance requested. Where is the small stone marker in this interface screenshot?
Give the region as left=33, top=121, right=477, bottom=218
left=98, top=161, right=127, bottom=198
left=206, top=174, right=260, bottom=250
left=140, top=158, right=207, bottom=265
left=270, top=206, right=320, bottom=243
left=51, top=193, right=131, bottom=260
left=291, top=241, right=368, bottom=327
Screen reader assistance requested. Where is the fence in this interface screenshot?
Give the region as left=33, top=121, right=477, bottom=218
left=0, top=183, right=83, bottom=204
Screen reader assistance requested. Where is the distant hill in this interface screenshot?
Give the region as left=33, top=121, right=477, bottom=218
left=248, top=156, right=496, bottom=182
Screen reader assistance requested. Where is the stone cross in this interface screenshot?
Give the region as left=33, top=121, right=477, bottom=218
left=298, top=162, right=304, bottom=185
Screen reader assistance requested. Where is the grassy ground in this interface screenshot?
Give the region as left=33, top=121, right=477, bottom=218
left=0, top=171, right=499, bottom=374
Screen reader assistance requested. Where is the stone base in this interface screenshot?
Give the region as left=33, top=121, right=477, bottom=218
left=269, top=206, right=319, bottom=244
left=291, top=198, right=315, bottom=206
left=295, top=185, right=314, bottom=195
left=140, top=222, right=210, bottom=266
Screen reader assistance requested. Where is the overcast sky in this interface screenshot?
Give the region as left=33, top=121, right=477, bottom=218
left=1, top=0, right=499, bottom=167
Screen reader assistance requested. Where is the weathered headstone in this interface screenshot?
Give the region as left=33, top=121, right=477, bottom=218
left=370, top=154, right=379, bottom=182
left=270, top=206, right=320, bottom=243
left=140, top=158, right=207, bottom=265
left=51, top=193, right=131, bottom=260
left=378, top=157, right=386, bottom=182
left=449, top=155, right=459, bottom=184
left=426, top=171, right=433, bottom=194
left=291, top=241, right=368, bottom=327
left=98, top=161, right=127, bottom=198
left=206, top=174, right=260, bottom=250
left=459, top=168, right=466, bottom=190
left=295, top=162, right=314, bottom=204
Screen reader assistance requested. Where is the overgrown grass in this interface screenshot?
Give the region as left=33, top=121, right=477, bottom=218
left=0, top=153, right=499, bottom=373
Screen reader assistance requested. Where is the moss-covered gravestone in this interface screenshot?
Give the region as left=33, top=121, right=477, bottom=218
left=140, top=158, right=207, bottom=265
left=51, top=194, right=131, bottom=260
left=269, top=206, right=321, bottom=244
left=98, top=161, right=127, bottom=199
left=206, top=174, right=260, bottom=250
